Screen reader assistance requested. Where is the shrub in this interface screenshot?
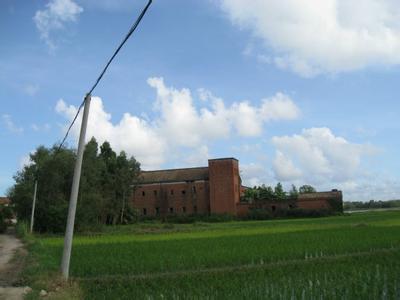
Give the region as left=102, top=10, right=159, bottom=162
left=286, top=208, right=332, bottom=218
left=15, top=221, right=29, bottom=238
left=245, top=208, right=272, bottom=220
left=0, top=204, right=13, bottom=233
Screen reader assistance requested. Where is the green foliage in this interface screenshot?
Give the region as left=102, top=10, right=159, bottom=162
left=243, top=183, right=295, bottom=202
left=344, top=199, right=400, bottom=210
left=289, top=184, right=299, bottom=198
left=286, top=208, right=332, bottom=218
left=8, top=138, right=140, bottom=233
left=15, top=221, right=29, bottom=238
left=274, top=182, right=286, bottom=201
left=328, top=198, right=344, bottom=212
left=246, top=208, right=271, bottom=220
left=0, top=212, right=7, bottom=233
left=0, top=203, right=14, bottom=232
left=299, top=184, right=317, bottom=194
left=0, top=204, right=13, bottom=219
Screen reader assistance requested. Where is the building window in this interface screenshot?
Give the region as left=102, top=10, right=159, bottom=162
left=192, top=186, right=196, bottom=193
left=154, top=190, right=157, bottom=196
left=142, top=191, right=145, bottom=196
left=271, top=205, right=276, bottom=212
left=183, top=206, right=186, bottom=213
left=181, top=190, right=186, bottom=195
left=143, top=208, right=147, bottom=215
left=193, top=205, right=197, bottom=213
left=155, top=207, right=160, bottom=215
left=170, top=189, right=174, bottom=195
left=169, top=207, right=174, bottom=214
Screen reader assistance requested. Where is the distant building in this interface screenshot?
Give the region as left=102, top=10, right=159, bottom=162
left=131, top=158, right=343, bottom=217
left=0, top=197, right=10, bottom=206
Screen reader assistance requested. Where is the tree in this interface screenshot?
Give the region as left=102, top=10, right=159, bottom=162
left=8, top=139, right=141, bottom=232
left=116, top=152, right=140, bottom=223
left=8, top=145, right=75, bottom=232
left=77, top=137, right=104, bottom=230
left=274, top=182, right=286, bottom=201
left=258, top=185, right=274, bottom=201
left=289, top=184, right=299, bottom=198
left=243, top=188, right=257, bottom=202
left=299, top=185, right=316, bottom=194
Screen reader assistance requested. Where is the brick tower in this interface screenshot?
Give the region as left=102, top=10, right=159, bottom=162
left=208, top=158, right=240, bottom=215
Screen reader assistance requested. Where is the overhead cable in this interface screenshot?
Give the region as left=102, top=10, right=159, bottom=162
left=56, top=0, right=153, bottom=152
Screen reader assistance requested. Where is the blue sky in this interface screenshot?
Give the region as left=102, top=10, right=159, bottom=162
left=1, top=0, right=399, bottom=200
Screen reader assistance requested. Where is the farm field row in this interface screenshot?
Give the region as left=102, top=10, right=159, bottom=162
left=25, top=210, right=400, bottom=299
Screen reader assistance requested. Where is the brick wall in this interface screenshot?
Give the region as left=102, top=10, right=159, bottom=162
left=297, top=191, right=343, bottom=212
left=132, top=180, right=209, bottom=216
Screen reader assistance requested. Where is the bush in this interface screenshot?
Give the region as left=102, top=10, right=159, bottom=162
left=0, top=204, right=13, bottom=233
left=15, top=221, right=29, bottom=238
left=286, top=208, right=332, bottom=218
left=0, top=216, right=6, bottom=233
left=245, top=208, right=272, bottom=220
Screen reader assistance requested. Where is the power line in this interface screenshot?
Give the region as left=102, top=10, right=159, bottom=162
left=56, top=0, right=153, bottom=152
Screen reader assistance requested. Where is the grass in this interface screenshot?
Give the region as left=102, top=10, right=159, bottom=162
left=22, top=210, right=400, bottom=299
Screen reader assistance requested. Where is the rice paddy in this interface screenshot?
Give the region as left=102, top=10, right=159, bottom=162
left=26, top=210, right=400, bottom=299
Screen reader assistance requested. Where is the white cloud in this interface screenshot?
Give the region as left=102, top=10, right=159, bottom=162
left=272, top=151, right=302, bottom=181
left=271, top=127, right=378, bottom=184
left=240, top=162, right=273, bottom=187
left=183, top=146, right=210, bottom=167
left=148, top=77, right=230, bottom=146
left=231, top=101, right=261, bottom=137
left=19, top=153, right=34, bottom=170
left=2, top=114, right=23, bottom=134
left=219, top=0, right=400, bottom=76
left=33, top=0, right=83, bottom=50
left=56, top=97, right=165, bottom=169
left=31, top=123, right=51, bottom=132
left=149, top=77, right=300, bottom=142
left=56, top=77, right=300, bottom=169
left=260, top=93, right=301, bottom=121
left=341, top=177, right=400, bottom=201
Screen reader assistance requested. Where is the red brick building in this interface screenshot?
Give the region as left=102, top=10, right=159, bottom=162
left=132, top=158, right=240, bottom=217
left=131, top=158, right=343, bottom=217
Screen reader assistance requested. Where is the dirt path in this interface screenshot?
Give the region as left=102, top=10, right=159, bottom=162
left=0, top=228, right=27, bottom=300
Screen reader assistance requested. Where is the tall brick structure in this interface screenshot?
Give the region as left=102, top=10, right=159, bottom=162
left=131, top=158, right=343, bottom=217
left=209, top=158, right=240, bottom=215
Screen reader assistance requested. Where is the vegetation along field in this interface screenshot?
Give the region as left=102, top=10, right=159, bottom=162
left=24, top=210, right=400, bottom=299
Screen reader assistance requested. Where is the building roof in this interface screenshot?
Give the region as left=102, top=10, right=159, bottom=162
left=208, top=157, right=238, bottom=162
left=0, top=197, right=10, bottom=205
left=298, top=190, right=342, bottom=201
left=135, top=167, right=209, bottom=184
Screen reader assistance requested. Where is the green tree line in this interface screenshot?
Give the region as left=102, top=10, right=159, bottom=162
left=242, top=183, right=316, bottom=202
left=7, top=138, right=140, bottom=233
left=344, top=199, right=400, bottom=210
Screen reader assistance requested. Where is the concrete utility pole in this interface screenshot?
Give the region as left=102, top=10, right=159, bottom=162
left=30, top=180, right=38, bottom=233
left=59, top=0, right=152, bottom=280
left=61, top=94, right=91, bottom=279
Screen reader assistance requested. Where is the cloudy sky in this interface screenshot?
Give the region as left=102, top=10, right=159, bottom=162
left=1, top=0, right=400, bottom=200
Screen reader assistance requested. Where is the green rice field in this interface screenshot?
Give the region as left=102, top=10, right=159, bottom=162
left=26, top=210, right=400, bottom=299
